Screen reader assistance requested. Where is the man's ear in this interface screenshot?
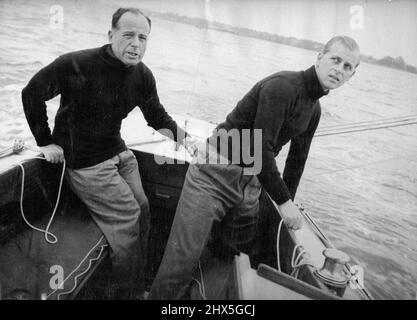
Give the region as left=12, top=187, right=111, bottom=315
left=316, top=52, right=323, bottom=67
left=108, top=30, right=113, bottom=43
left=349, top=61, right=360, bottom=79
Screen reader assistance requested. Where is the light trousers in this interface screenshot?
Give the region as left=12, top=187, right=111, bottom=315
left=66, top=149, right=150, bottom=294
left=149, top=145, right=261, bottom=300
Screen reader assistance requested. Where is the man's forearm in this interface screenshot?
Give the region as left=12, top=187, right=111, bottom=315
left=21, top=85, right=53, bottom=146
left=257, top=151, right=292, bottom=205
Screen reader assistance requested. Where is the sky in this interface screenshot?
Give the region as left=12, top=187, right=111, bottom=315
left=131, top=0, right=417, bottom=67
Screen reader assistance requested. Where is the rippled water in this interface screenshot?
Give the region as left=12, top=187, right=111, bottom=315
left=1, top=0, right=416, bottom=299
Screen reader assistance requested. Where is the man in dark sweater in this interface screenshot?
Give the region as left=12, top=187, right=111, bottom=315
left=22, top=8, right=193, bottom=299
left=149, top=36, right=361, bottom=299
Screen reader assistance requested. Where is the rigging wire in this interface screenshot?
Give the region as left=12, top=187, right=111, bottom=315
left=185, top=6, right=212, bottom=115
left=318, top=114, right=417, bottom=130
left=316, top=120, right=417, bottom=136
left=316, top=115, right=417, bottom=137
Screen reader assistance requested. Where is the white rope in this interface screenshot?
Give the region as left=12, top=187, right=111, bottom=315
left=0, top=139, right=25, bottom=158
left=276, top=219, right=284, bottom=272
left=299, top=208, right=373, bottom=299
left=290, top=244, right=316, bottom=278
left=18, top=157, right=66, bottom=244
left=276, top=218, right=315, bottom=278
left=57, top=239, right=108, bottom=300
left=13, top=147, right=110, bottom=300
left=44, top=235, right=107, bottom=300
left=192, top=260, right=207, bottom=300
left=198, top=260, right=206, bottom=300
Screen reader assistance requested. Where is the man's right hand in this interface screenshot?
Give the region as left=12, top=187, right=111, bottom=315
left=184, top=135, right=207, bottom=159
left=278, top=199, right=303, bottom=230
left=38, top=144, right=64, bottom=164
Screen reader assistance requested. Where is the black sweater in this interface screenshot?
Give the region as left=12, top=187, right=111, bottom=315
left=22, top=44, right=186, bottom=169
left=209, top=66, right=327, bottom=205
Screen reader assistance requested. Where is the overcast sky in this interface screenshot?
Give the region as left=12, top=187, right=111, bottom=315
left=133, top=0, right=417, bottom=67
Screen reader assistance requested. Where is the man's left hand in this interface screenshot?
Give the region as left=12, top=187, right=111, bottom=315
left=183, top=135, right=200, bottom=157
left=278, top=199, right=303, bottom=230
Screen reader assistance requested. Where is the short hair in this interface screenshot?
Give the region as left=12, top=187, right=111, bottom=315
left=111, top=7, right=152, bottom=31
left=323, top=36, right=361, bottom=66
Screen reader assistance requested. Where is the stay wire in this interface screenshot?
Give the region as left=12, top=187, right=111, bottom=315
left=318, top=114, right=417, bottom=131
left=316, top=120, right=417, bottom=137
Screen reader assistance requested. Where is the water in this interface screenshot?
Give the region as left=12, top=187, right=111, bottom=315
left=1, top=0, right=416, bottom=300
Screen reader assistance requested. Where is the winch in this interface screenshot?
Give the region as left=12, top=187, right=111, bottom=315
left=314, top=248, right=351, bottom=297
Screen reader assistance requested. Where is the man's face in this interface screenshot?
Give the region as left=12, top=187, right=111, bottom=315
left=315, top=42, right=360, bottom=90
left=108, top=12, right=150, bottom=66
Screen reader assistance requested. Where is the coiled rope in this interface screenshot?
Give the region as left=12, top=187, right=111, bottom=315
left=276, top=218, right=315, bottom=277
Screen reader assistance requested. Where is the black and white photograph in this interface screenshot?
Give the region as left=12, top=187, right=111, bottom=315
left=0, top=0, right=416, bottom=304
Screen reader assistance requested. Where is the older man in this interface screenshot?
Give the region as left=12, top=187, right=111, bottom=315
left=150, top=36, right=361, bottom=299
left=22, top=7, right=193, bottom=299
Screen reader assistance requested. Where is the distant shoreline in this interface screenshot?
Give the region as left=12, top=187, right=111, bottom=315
left=147, top=10, right=417, bottom=75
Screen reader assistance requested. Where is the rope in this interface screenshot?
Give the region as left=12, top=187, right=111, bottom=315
left=0, top=139, right=25, bottom=158
left=0, top=139, right=66, bottom=244
left=192, top=259, right=207, bottom=300
left=198, top=260, right=206, bottom=300
left=299, top=209, right=373, bottom=300
left=44, top=235, right=107, bottom=300
left=276, top=219, right=284, bottom=272
left=4, top=141, right=109, bottom=300
left=18, top=157, right=66, bottom=244
left=289, top=244, right=316, bottom=278
left=276, top=216, right=315, bottom=277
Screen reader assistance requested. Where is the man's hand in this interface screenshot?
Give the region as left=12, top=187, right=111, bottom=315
left=39, top=144, right=64, bottom=164
left=278, top=199, right=303, bottom=230
left=183, top=135, right=201, bottom=157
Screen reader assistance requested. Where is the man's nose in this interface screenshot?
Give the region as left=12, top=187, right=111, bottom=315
left=131, top=36, right=140, bottom=48
left=335, top=62, right=344, bottom=74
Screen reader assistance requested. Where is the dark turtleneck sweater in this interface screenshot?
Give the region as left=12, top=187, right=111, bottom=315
left=209, top=66, right=327, bottom=205
left=22, top=44, right=187, bottom=169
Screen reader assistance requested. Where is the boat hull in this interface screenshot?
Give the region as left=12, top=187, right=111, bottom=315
left=0, top=114, right=369, bottom=300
